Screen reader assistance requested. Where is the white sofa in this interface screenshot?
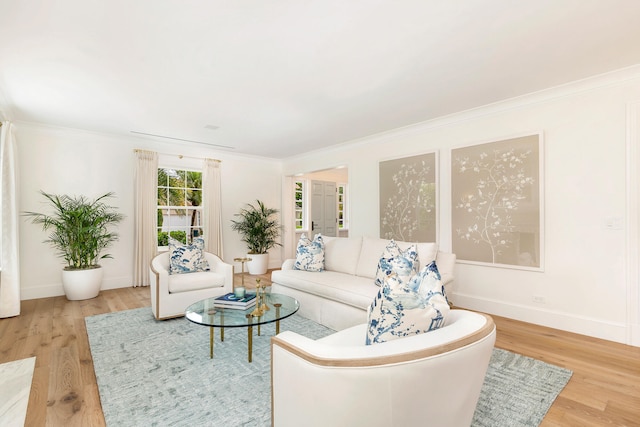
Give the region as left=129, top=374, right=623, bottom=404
left=271, top=236, right=456, bottom=331
left=149, top=251, right=233, bottom=320
left=271, top=309, right=496, bottom=427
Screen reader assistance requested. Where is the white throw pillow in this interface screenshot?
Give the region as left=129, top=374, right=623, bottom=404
left=366, top=259, right=449, bottom=345
left=374, top=240, right=419, bottom=286
left=294, top=233, right=325, bottom=272
left=169, top=237, right=210, bottom=275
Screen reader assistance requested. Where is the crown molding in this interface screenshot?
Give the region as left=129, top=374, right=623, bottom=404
left=285, top=64, right=640, bottom=161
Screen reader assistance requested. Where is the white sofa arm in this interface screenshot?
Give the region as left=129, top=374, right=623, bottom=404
left=436, top=251, right=456, bottom=285
left=280, top=259, right=295, bottom=270
left=150, top=252, right=170, bottom=294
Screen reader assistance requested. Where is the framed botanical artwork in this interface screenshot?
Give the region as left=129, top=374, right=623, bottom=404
left=451, top=133, right=544, bottom=270
left=379, top=151, right=437, bottom=242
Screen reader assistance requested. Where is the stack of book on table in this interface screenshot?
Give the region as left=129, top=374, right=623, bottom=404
left=213, top=292, right=257, bottom=310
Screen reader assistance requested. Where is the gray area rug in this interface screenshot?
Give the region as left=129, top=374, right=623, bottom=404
left=86, top=307, right=572, bottom=427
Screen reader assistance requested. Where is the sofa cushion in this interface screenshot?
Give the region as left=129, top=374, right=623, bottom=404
left=270, top=268, right=379, bottom=310
left=366, top=258, right=449, bottom=345
left=169, top=237, right=210, bottom=274
left=374, top=240, right=419, bottom=286
left=356, top=237, right=438, bottom=279
left=322, top=236, right=362, bottom=275
left=168, top=271, right=225, bottom=293
left=294, top=233, right=325, bottom=272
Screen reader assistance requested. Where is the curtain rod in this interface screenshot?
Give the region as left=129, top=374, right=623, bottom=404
left=134, top=149, right=221, bottom=163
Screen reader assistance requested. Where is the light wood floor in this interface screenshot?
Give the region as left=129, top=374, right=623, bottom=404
left=1, top=271, right=639, bottom=426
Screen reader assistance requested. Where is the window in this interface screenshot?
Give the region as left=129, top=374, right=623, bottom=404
left=294, top=180, right=305, bottom=230
left=337, top=183, right=348, bottom=229
left=157, top=168, right=203, bottom=246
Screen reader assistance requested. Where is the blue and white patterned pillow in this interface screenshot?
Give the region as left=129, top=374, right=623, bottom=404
left=407, top=260, right=449, bottom=304
left=366, top=259, right=449, bottom=345
left=169, top=237, right=210, bottom=275
left=374, top=240, right=419, bottom=286
left=294, top=233, right=325, bottom=272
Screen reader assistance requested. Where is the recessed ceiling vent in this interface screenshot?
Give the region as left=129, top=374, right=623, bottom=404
left=130, top=131, right=233, bottom=149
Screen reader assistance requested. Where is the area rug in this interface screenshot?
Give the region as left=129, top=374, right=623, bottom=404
left=86, top=308, right=572, bottom=427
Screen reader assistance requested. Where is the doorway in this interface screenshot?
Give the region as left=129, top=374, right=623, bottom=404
left=283, top=167, right=348, bottom=259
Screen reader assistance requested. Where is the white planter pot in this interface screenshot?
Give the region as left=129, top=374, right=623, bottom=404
left=61, top=266, right=103, bottom=300
left=247, top=253, right=269, bottom=275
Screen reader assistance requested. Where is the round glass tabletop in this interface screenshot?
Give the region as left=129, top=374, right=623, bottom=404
left=185, top=292, right=299, bottom=328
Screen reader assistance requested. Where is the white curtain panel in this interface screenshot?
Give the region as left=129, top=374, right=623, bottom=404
left=202, top=159, right=223, bottom=258
left=133, top=150, right=158, bottom=287
left=0, top=122, right=20, bottom=318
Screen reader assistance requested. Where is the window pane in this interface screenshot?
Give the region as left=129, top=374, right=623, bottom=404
left=169, top=230, right=187, bottom=244
left=187, top=189, right=202, bottom=206
left=157, top=187, right=167, bottom=206
left=168, top=170, right=184, bottom=189
left=294, top=180, right=305, bottom=230
left=186, top=171, right=202, bottom=189
left=157, top=209, right=164, bottom=228
left=185, top=208, right=202, bottom=227
left=158, top=168, right=169, bottom=186
left=165, top=188, right=185, bottom=207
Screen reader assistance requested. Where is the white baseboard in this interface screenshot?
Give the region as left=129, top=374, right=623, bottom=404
left=629, top=323, right=640, bottom=347
left=21, top=275, right=134, bottom=301
left=21, top=283, right=64, bottom=300
left=453, top=292, right=629, bottom=345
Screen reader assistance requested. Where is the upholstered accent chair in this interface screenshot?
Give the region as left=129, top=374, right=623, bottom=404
left=271, top=309, right=495, bottom=427
left=149, top=251, right=233, bottom=319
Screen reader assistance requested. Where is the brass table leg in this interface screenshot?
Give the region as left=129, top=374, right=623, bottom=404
left=246, top=314, right=253, bottom=363
left=274, top=303, right=282, bottom=335
left=209, top=327, right=214, bottom=359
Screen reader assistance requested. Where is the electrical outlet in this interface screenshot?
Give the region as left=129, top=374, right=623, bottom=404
left=605, top=216, right=624, bottom=230
left=532, top=295, right=546, bottom=304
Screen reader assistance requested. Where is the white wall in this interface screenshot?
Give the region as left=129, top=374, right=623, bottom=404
left=17, top=123, right=282, bottom=300
left=282, top=67, right=640, bottom=345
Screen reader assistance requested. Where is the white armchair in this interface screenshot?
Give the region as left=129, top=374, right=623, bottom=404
left=149, top=251, right=233, bottom=320
left=271, top=310, right=496, bottom=427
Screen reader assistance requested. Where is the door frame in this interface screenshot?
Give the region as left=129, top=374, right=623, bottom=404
left=626, top=100, right=640, bottom=346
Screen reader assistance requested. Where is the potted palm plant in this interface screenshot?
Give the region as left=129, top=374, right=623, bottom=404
left=230, top=200, right=282, bottom=275
left=24, top=191, right=125, bottom=300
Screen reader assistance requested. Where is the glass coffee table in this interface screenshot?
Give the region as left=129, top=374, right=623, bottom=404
left=185, top=292, right=299, bottom=362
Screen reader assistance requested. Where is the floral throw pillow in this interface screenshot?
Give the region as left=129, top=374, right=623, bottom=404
left=366, top=259, right=449, bottom=345
left=374, top=240, right=419, bottom=286
left=169, top=237, right=210, bottom=275
left=294, top=233, right=325, bottom=272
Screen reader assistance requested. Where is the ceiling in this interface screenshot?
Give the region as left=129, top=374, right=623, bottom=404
left=1, top=1, right=640, bottom=159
